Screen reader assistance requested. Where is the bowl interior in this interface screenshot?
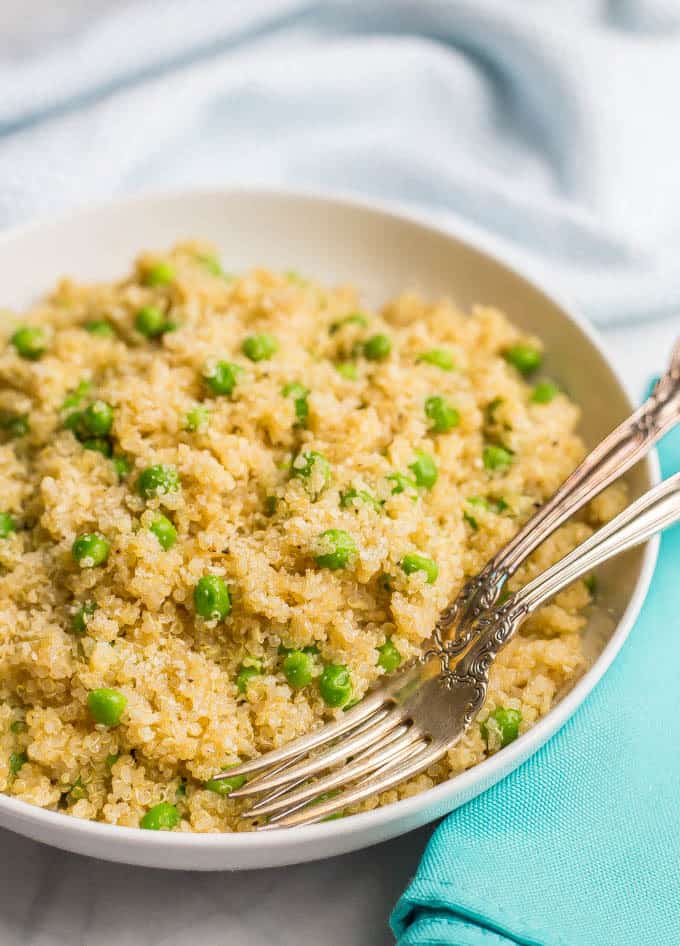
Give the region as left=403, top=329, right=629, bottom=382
left=0, top=189, right=653, bottom=868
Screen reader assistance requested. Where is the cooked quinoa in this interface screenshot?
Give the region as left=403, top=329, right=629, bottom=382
left=0, top=243, right=626, bottom=832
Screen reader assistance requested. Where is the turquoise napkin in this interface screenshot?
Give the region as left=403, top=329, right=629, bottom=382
left=392, top=422, right=680, bottom=946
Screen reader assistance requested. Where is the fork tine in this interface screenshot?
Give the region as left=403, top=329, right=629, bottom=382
left=246, top=724, right=421, bottom=818
left=229, top=703, right=407, bottom=798
left=257, top=741, right=445, bottom=830
left=230, top=706, right=394, bottom=799
left=215, top=689, right=387, bottom=782
left=239, top=711, right=402, bottom=814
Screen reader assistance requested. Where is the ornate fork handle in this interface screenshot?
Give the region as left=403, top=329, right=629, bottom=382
left=433, top=341, right=680, bottom=657
left=444, top=471, right=680, bottom=716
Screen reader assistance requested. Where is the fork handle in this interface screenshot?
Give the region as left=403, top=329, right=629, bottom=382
left=436, top=340, right=680, bottom=653
left=452, top=472, right=680, bottom=682
left=511, top=471, right=680, bottom=613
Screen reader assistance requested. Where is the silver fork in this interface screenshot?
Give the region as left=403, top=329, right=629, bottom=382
left=218, top=345, right=679, bottom=805
left=434, top=339, right=680, bottom=658
left=226, top=471, right=680, bottom=828
left=219, top=344, right=680, bottom=823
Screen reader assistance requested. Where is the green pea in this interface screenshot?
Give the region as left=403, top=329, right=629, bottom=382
left=315, top=529, right=357, bottom=570
left=140, top=801, right=180, bottom=830
left=504, top=344, right=542, bottom=375
left=363, top=333, right=392, bottom=361
left=409, top=451, right=438, bottom=490
left=85, top=320, right=115, bottom=337
left=81, top=400, right=114, bottom=437
left=417, top=349, right=455, bottom=371
left=63, top=411, right=83, bottom=434
left=339, top=488, right=382, bottom=512
left=483, top=445, right=513, bottom=472
left=62, top=379, right=91, bottom=411
left=149, top=514, right=177, bottom=550
left=291, top=450, right=331, bottom=494
left=204, top=361, right=243, bottom=396
left=87, top=688, right=127, bottom=727
left=137, top=464, right=180, bottom=499
left=135, top=305, right=169, bottom=338
left=400, top=553, right=438, bottom=584
left=282, top=650, right=313, bottom=689
left=71, top=600, right=97, bottom=635
left=236, top=661, right=263, bottom=693
left=185, top=405, right=210, bottom=432
left=464, top=497, right=490, bottom=532
left=335, top=361, right=359, bottom=380
left=105, top=753, right=120, bottom=770
left=242, top=333, right=279, bottom=362
left=281, top=381, right=308, bottom=399
left=204, top=771, right=247, bottom=795
left=0, top=512, right=15, bottom=538
left=0, top=413, right=29, bottom=438
left=112, top=455, right=132, bottom=480
left=377, top=638, right=402, bottom=672
left=282, top=382, right=309, bottom=425
left=143, top=262, right=175, bottom=287
left=83, top=437, right=113, bottom=457
left=387, top=472, right=418, bottom=496
left=72, top=533, right=110, bottom=567
left=424, top=396, right=460, bottom=433
left=10, top=719, right=27, bottom=735
left=319, top=664, right=353, bottom=707
left=481, top=707, right=522, bottom=748
left=11, top=326, right=47, bottom=360
left=194, top=575, right=231, bottom=620
left=9, top=751, right=27, bottom=776
left=198, top=255, right=223, bottom=276
left=531, top=380, right=559, bottom=404
left=329, top=312, right=368, bottom=334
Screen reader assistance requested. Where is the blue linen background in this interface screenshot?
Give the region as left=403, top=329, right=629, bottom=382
left=2, top=0, right=680, bottom=325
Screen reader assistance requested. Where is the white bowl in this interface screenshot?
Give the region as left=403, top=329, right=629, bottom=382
left=0, top=189, right=658, bottom=870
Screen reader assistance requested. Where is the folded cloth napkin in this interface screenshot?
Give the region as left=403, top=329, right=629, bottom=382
left=392, top=420, right=680, bottom=946
left=3, top=0, right=680, bottom=325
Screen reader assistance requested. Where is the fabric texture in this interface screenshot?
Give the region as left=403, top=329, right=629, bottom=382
left=392, top=422, right=680, bottom=946
left=1, top=2, right=679, bottom=943
left=2, top=0, right=680, bottom=324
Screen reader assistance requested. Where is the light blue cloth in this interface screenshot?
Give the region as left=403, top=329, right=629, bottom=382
left=392, top=421, right=680, bottom=946
left=3, top=1, right=680, bottom=325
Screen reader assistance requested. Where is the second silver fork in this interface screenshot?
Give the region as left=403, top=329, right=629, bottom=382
left=226, top=471, right=680, bottom=828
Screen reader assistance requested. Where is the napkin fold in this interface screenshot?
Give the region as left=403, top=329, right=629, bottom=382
left=392, top=423, right=680, bottom=946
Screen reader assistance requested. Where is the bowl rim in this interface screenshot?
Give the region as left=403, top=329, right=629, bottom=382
left=0, top=185, right=660, bottom=855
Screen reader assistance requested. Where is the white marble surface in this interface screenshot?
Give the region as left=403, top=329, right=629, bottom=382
left=0, top=318, right=675, bottom=946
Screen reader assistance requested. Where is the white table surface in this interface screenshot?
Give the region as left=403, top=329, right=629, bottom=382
left=0, top=316, right=675, bottom=946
